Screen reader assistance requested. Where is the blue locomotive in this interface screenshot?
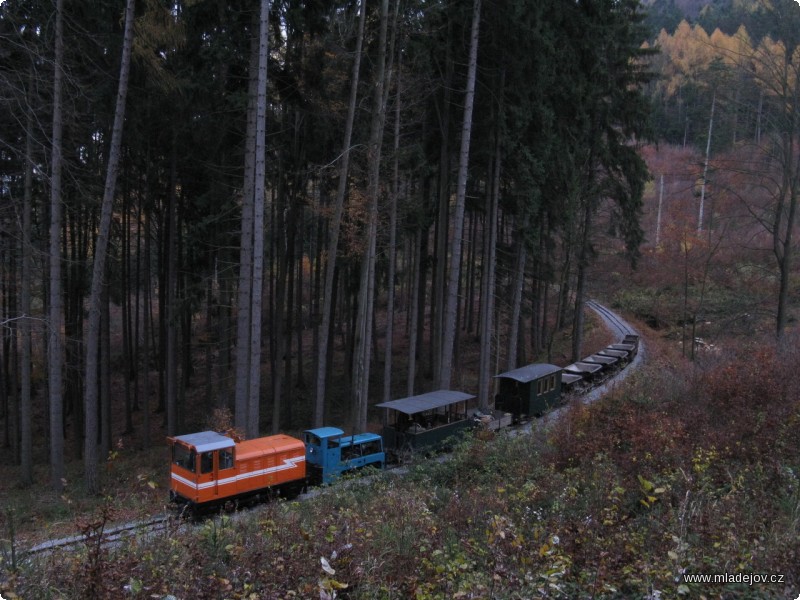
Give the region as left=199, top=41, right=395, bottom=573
left=303, top=427, right=385, bottom=485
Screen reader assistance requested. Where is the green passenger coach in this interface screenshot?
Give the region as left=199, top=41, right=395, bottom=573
left=494, top=363, right=563, bottom=418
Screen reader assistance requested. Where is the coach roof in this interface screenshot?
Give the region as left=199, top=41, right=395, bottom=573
left=494, top=363, right=561, bottom=383
left=375, top=389, right=475, bottom=415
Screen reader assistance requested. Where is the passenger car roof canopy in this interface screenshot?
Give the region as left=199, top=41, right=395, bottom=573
left=375, top=389, right=475, bottom=415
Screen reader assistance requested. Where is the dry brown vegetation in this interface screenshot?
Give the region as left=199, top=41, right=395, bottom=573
left=2, top=333, right=799, bottom=599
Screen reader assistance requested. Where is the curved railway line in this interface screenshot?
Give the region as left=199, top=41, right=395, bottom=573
left=583, top=299, right=645, bottom=403
left=15, top=300, right=644, bottom=563
left=586, top=299, right=638, bottom=339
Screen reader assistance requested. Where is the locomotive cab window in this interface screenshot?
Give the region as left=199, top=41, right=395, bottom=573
left=200, top=451, right=214, bottom=474
left=219, top=448, right=234, bottom=470
left=342, top=444, right=360, bottom=461
left=361, top=440, right=382, bottom=456
left=173, top=445, right=196, bottom=473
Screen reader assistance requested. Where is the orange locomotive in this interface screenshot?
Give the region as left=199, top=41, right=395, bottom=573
left=168, top=430, right=306, bottom=512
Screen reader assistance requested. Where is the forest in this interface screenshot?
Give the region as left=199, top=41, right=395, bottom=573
left=1, top=0, right=800, bottom=597
left=0, top=0, right=799, bottom=502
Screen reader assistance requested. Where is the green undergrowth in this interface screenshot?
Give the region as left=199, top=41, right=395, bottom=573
left=612, top=284, right=765, bottom=337
left=4, top=343, right=800, bottom=599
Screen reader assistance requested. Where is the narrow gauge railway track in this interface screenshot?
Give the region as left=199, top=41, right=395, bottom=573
left=17, top=301, right=642, bottom=562
left=581, top=299, right=644, bottom=405
left=20, top=514, right=178, bottom=560
left=586, top=299, right=638, bottom=339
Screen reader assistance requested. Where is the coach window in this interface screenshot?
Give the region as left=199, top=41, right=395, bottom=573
left=200, top=451, right=214, bottom=474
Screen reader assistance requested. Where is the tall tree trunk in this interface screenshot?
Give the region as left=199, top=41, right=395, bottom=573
left=132, top=199, right=140, bottom=413
left=432, top=19, right=455, bottom=382
left=407, top=229, right=421, bottom=397
left=295, top=208, right=305, bottom=393
left=234, top=15, right=259, bottom=434
left=66, top=212, right=84, bottom=460
left=234, top=1, right=269, bottom=437
left=204, top=279, right=214, bottom=408
left=507, top=214, right=528, bottom=371
left=273, top=198, right=297, bottom=433
left=539, top=221, right=552, bottom=356
left=571, top=194, right=593, bottom=363
left=698, top=92, right=715, bottom=233
left=465, top=211, right=478, bottom=334
left=216, top=260, right=232, bottom=410
left=121, top=187, right=134, bottom=432
left=48, top=0, right=66, bottom=493
left=556, top=217, right=574, bottom=333
left=271, top=184, right=287, bottom=434
left=165, top=145, right=179, bottom=436
left=774, top=128, right=799, bottom=340
left=247, top=0, right=270, bottom=438
left=656, top=174, right=664, bottom=247
left=314, top=0, right=366, bottom=427
left=100, top=278, right=111, bottom=456
left=20, top=90, right=34, bottom=486
left=84, top=0, right=136, bottom=494
left=439, top=0, right=481, bottom=390
left=6, top=244, right=19, bottom=465
left=383, top=50, right=401, bottom=404
left=141, top=210, right=152, bottom=449
left=352, top=0, right=390, bottom=432
left=478, top=135, right=499, bottom=410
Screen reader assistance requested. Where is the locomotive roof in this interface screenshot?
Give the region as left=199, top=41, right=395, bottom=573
left=305, top=426, right=345, bottom=439
left=494, top=363, right=561, bottom=383
left=340, top=432, right=383, bottom=446
left=171, top=430, right=235, bottom=453
left=375, top=389, right=475, bottom=415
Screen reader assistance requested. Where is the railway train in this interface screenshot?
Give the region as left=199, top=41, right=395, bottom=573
left=168, top=333, right=639, bottom=513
